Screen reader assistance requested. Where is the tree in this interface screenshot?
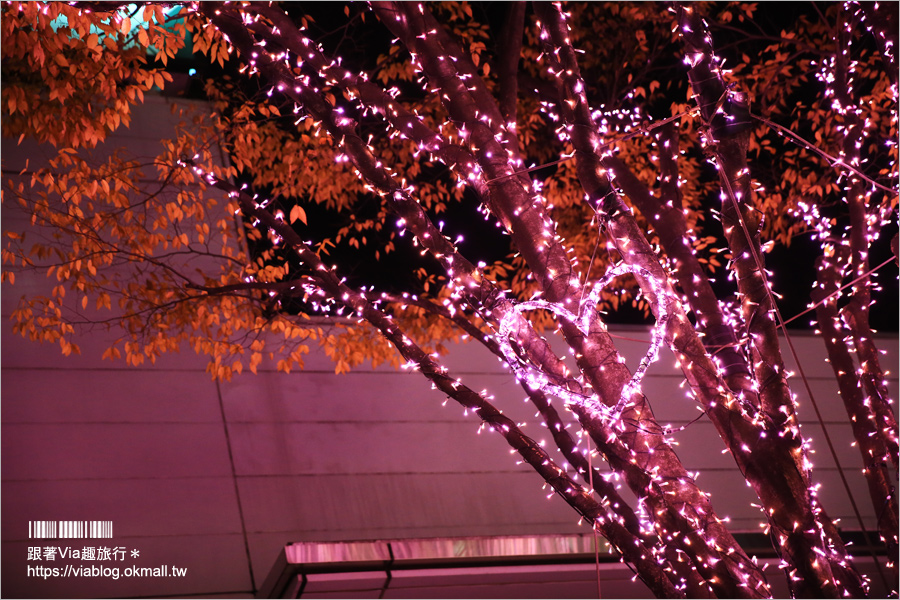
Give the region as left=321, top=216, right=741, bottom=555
left=1, top=2, right=897, bottom=597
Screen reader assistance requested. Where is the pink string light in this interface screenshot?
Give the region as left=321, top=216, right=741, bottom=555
left=497, top=263, right=669, bottom=424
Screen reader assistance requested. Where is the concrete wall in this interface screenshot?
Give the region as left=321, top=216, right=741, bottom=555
left=2, top=95, right=897, bottom=599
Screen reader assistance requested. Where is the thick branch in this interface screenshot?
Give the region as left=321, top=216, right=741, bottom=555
left=603, top=152, right=755, bottom=396
left=496, top=2, right=526, bottom=152
left=533, top=5, right=770, bottom=598
left=813, top=253, right=899, bottom=578
left=675, top=5, right=867, bottom=597
left=832, top=15, right=900, bottom=478
left=674, top=5, right=794, bottom=435
left=371, top=1, right=576, bottom=302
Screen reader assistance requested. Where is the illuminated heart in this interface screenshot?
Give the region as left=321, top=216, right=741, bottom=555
left=496, top=264, right=669, bottom=423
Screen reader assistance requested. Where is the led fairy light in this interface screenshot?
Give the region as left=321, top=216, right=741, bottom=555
left=365, top=2, right=580, bottom=305
left=12, top=5, right=897, bottom=596
left=496, top=263, right=669, bottom=425
left=360, top=290, right=695, bottom=583
left=182, top=2, right=897, bottom=596
left=529, top=5, right=778, bottom=597
left=219, top=1, right=543, bottom=323
left=240, top=2, right=495, bottom=206
left=853, top=1, right=898, bottom=82
left=212, top=7, right=710, bottom=593
left=673, top=3, right=892, bottom=596
left=199, top=0, right=604, bottom=432
left=177, top=156, right=686, bottom=598
left=800, top=6, right=900, bottom=577
left=203, top=8, right=486, bottom=299
left=816, top=5, right=898, bottom=435
left=52, top=3, right=756, bottom=596
left=534, top=0, right=762, bottom=420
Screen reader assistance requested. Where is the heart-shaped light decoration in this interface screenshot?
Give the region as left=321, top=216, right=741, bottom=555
left=496, top=264, right=670, bottom=423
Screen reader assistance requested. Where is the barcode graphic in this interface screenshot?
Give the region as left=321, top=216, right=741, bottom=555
left=29, top=521, right=113, bottom=539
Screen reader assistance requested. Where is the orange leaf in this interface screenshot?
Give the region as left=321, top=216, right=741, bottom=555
left=289, top=205, right=307, bottom=225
